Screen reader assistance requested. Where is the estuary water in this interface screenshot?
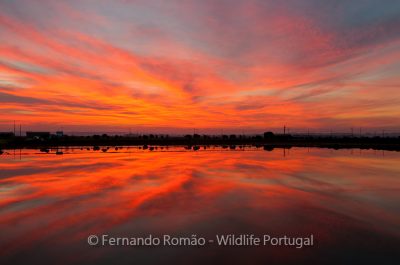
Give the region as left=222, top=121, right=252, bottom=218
left=0, top=147, right=399, bottom=265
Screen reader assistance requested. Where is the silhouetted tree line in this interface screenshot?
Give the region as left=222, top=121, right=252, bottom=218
left=0, top=131, right=400, bottom=152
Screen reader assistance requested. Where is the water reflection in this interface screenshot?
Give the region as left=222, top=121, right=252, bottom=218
left=0, top=148, right=399, bottom=264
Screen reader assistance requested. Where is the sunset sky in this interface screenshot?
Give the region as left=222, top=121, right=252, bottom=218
left=1, top=0, right=400, bottom=134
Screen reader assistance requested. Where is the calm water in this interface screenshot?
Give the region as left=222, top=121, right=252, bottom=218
left=0, top=147, right=399, bottom=265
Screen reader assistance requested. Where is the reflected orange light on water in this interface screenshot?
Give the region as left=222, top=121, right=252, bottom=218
left=0, top=148, right=399, bottom=264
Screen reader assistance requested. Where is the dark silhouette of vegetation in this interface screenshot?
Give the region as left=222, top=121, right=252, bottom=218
left=0, top=131, right=399, bottom=152
left=264, top=131, right=274, bottom=139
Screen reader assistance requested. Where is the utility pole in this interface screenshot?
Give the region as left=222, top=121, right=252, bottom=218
left=19, top=124, right=21, bottom=137
left=284, top=125, right=286, bottom=135
left=13, top=120, right=16, bottom=136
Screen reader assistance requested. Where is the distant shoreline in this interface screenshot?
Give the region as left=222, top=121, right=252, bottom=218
left=1, top=133, right=400, bottom=152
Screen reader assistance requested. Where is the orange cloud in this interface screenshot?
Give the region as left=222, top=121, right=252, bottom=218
left=0, top=0, right=399, bottom=133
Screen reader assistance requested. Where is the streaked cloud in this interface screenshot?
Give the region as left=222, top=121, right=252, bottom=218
left=0, top=0, right=399, bottom=132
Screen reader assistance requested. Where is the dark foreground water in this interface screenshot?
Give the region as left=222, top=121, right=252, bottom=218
left=0, top=147, right=399, bottom=265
